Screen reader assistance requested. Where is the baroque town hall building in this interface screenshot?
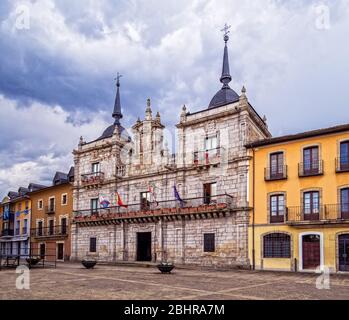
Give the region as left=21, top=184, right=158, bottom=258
left=72, top=32, right=270, bottom=268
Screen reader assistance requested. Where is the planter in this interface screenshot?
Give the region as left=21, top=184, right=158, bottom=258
left=82, top=259, right=97, bottom=269
left=157, top=263, right=175, bottom=274
left=26, top=257, right=41, bottom=266
left=170, top=208, right=177, bottom=213
left=162, top=208, right=170, bottom=214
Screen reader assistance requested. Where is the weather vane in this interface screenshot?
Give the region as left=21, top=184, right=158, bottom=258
left=221, top=23, right=231, bottom=42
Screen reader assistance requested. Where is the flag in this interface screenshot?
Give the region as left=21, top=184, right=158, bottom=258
left=148, top=185, right=159, bottom=207
left=116, top=192, right=128, bottom=208
left=99, top=195, right=110, bottom=208
left=174, top=185, right=185, bottom=208
left=16, top=211, right=21, bottom=217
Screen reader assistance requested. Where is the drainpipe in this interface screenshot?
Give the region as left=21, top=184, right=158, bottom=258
left=252, top=148, right=256, bottom=270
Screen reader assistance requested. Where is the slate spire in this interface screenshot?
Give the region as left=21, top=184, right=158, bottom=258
left=113, top=73, right=123, bottom=125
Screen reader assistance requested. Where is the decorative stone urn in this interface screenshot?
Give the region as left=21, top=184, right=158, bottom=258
left=157, top=262, right=175, bottom=274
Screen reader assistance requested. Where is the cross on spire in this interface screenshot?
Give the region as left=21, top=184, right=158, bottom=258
left=115, top=72, right=123, bottom=87
left=221, top=23, right=231, bottom=43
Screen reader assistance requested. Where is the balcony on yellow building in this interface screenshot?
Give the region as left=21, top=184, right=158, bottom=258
left=298, top=160, right=324, bottom=177
left=286, top=204, right=349, bottom=226
left=264, top=165, right=288, bottom=181
left=336, top=157, right=349, bottom=173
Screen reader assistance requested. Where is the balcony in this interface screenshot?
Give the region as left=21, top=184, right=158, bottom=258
left=116, top=166, right=126, bottom=178
left=1, top=211, right=14, bottom=221
left=286, top=204, right=349, bottom=226
left=193, top=147, right=225, bottom=167
left=45, top=206, right=55, bottom=215
left=336, top=157, right=349, bottom=173
left=74, top=194, right=236, bottom=222
left=1, top=229, right=14, bottom=237
left=265, top=166, right=287, bottom=181
left=298, top=160, right=323, bottom=177
left=31, top=225, right=68, bottom=239
left=81, top=172, right=105, bottom=186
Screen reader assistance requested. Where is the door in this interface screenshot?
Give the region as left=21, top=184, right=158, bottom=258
left=40, top=243, right=46, bottom=260
left=303, top=146, right=319, bottom=175
left=57, top=243, right=64, bottom=261
left=339, top=235, right=349, bottom=271
left=140, top=192, right=151, bottom=210
left=61, top=218, right=67, bottom=235
left=341, top=188, right=349, bottom=219
left=302, top=235, right=321, bottom=269
left=203, top=183, right=217, bottom=205
left=303, top=191, right=320, bottom=221
left=137, top=232, right=152, bottom=261
left=270, top=152, right=284, bottom=179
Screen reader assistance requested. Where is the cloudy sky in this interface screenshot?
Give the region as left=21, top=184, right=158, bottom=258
left=0, top=0, right=348, bottom=198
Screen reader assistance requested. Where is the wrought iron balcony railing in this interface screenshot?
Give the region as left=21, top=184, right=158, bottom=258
left=193, top=147, right=225, bottom=166
left=298, top=160, right=324, bottom=177
left=1, top=211, right=15, bottom=221
left=265, top=165, right=288, bottom=181
left=116, top=166, right=126, bottom=178
left=286, top=204, right=349, bottom=224
left=81, top=172, right=105, bottom=186
left=45, top=206, right=55, bottom=215
left=31, top=225, right=68, bottom=238
left=74, top=194, right=236, bottom=220
left=1, top=229, right=14, bottom=237
left=336, top=157, right=349, bottom=173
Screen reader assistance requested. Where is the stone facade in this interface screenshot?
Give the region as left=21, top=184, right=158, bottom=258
left=71, top=36, right=271, bottom=268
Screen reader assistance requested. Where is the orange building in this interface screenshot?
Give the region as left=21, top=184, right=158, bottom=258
left=29, top=168, right=74, bottom=262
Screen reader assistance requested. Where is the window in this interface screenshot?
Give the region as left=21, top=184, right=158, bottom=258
left=25, top=201, right=29, bottom=210
left=270, top=195, right=285, bottom=223
left=263, top=233, right=291, bottom=258
left=18, top=203, right=22, bottom=212
left=269, top=152, right=284, bottom=179
left=38, top=221, right=43, bottom=236
left=92, top=162, right=101, bottom=174
left=90, top=237, right=97, bottom=253
left=48, top=198, right=55, bottom=212
left=140, top=192, right=151, bottom=210
left=340, top=141, right=349, bottom=170
left=23, top=219, right=28, bottom=235
left=203, top=183, right=217, bottom=205
left=62, top=194, right=67, bottom=205
left=303, top=191, right=320, bottom=220
left=204, top=233, right=215, bottom=252
left=341, top=188, right=349, bottom=219
left=38, top=200, right=43, bottom=210
left=15, top=220, right=20, bottom=236
left=205, top=135, right=218, bottom=154
left=48, top=220, right=54, bottom=235
left=303, top=146, right=319, bottom=175
left=61, top=218, right=67, bottom=235
left=91, top=198, right=99, bottom=213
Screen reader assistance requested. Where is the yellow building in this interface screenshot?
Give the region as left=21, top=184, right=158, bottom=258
left=0, top=184, right=46, bottom=258
left=247, top=124, right=349, bottom=272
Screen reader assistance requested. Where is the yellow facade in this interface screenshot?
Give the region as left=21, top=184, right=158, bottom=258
left=248, top=128, right=349, bottom=272
left=12, top=197, right=31, bottom=238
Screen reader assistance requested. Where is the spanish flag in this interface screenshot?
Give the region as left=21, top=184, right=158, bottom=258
left=116, top=192, right=128, bottom=208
